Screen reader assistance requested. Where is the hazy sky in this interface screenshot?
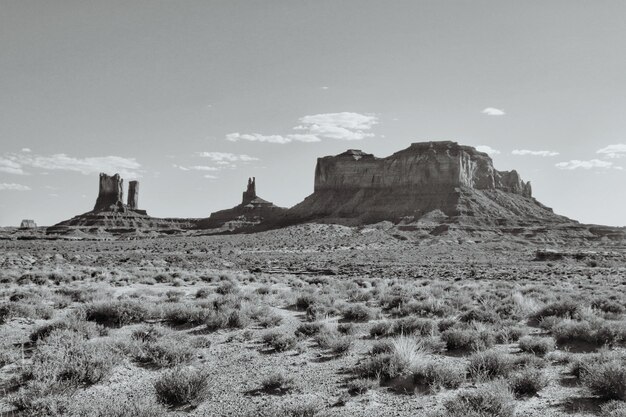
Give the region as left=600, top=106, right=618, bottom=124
left=2, top=1, right=626, bottom=226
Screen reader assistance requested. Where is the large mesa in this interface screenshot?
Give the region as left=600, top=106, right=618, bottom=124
left=287, top=141, right=563, bottom=226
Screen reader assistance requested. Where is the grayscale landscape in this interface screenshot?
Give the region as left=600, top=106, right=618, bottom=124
left=1, top=2, right=625, bottom=417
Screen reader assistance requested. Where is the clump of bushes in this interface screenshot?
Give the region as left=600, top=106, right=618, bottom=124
left=341, top=303, right=378, bottom=322
left=127, top=325, right=196, bottom=368
left=438, top=382, right=515, bottom=417
left=441, top=327, right=495, bottom=352
left=508, top=367, right=548, bottom=396
left=262, top=331, right=297, bottom=352
left=154, top=366, right=209, bottom=408
left=314, top=329, right=354, bottom=356
left=83, top=300, right=152, bottom=327
left=260, top=371, right=295, bottom=394
left=517, top=336, right=555, bottom=355
left=412, top=361, right=466, bottom=392
left=466, top=350, right=513, bottom=381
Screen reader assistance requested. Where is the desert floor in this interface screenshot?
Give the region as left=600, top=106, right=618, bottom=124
left=1, top=224, right=625, bottom=417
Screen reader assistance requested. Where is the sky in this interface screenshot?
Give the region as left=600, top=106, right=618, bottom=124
left=1, top=1, right=626, bottom=227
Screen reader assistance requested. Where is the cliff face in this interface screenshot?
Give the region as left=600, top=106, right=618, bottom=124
left=314, top=141, right=531, bottom=197
left=289, top=141, right=554, bottom=225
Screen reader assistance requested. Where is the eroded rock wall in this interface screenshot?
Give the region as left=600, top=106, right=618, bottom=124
left=314, top=141, right=531, bottom=196
left=93, top=173, right=125, bottom=212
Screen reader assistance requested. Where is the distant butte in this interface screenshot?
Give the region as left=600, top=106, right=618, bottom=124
left=283, top=141, right=568, bottom=227
left=197, top=177, right=286, bottom=231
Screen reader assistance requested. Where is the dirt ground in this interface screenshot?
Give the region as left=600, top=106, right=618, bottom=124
left=0, top=224, right=625, bottom=416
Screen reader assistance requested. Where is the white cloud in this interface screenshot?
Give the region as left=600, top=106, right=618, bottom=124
left=555, top=159, right=615, bottom=170
left=225, top=112, right=379, bottom=144
left=226, top=133, right=292, bottom=144
left=0, top=152, right=141, bottom=177
left=321, top=86, right=329, bottom=90
left=21, top=148, right=31, bottom=153
left=198, top=152, right=259, bottom=162
left=597, top=144, right=626, bottom=159
left=189, top=166, right=219, bottom=172
left=0, top=157, right=25, bottom=175
left=512, top=149, right=560, bottom=157
left=476, top=145, right=501, bottom=156
left=203, top=174, right=218, bottom=179
left=482, top=107, right=506, bottom=116
left=0, top=183, right=31, bottom=191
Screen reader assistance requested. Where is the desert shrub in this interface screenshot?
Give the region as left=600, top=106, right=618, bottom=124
left=581, top=357, right=626, bottom=400
left=337, top=323, right=357, bottom=334
left=460, top=308, right=500, bottom=324
left=354, top=336, right=429, bottom=380
left=163, top=303, right=210, bottom=326
left=132, top=336, right=195, bottom=368
left=0, top=301, right=53, bottom=324
left=251, top=306, right=283, bottom=328
left=413, top=361, right=466, bottom=391
left=533, top=299, right=580, bottom=321
left=55, top=287, right=100, bottom=303
left=347, top=378, right=377, bottom=395
left=552, top=319, right=626, bottom=347
left=601, top=401, right=626, bottom=417
left=394, top=297, right=450, bottom=317
left=24, top=329, right=118, bottom=390
left=195, top=288, right=211, bottom=298
left=260, top=371, right=295, bottom=394
left=369, top=321, right=392, bottom=338
left=30, top=313, right=108, bottom=343
left=314, top=330, right=354, bottom=355
left=439, top=382, right=515, bottom=417
left=154, top=367, right=209, bottom=408
left=518, top=336, right=555, bottom=355
left=438, top=318, right=457, bottom=332
left=593, top=298, right=625, bottom=315
left=341, top=303, right=377, bottom=322
left=84, top=300, right=151, bottom=327
left=215, top=280, right=240, bottom=295
left=295, top=293, right=318, bottom=311
left=295, top=322, right=326, bottom=338
left=165, top=290, right=185, bottom=302
left=389, top=317, right=437, bottom=337
left=371, top=340, right=394, bottom=355
left=495, top=325, right=527, bottom=343
left=509, top=367, right=548, bottom=396
left=467, top=350, right=513, bottom=381
left=205, top=307, right=251, bottom=330
left=441, top=327, right=495, bottom=352
left=0, top=341, right=20, bottom=367
left=262, top=331, right=297, bottom=352
left=68, top=395, right=166, bottom=417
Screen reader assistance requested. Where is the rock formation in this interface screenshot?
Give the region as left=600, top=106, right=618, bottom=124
left=286, top=141, right=566, bottom=227
left=127, top=181, right=139, bottom=210
left=20, top=219, right=37, bottom=229
left=94, top=173, right=126, bottom=212
left=197, top=178, right=286, bottom=230
left=48, top=173, right=198, bottom=235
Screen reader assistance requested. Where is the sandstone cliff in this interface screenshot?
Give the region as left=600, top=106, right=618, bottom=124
left=288, top=141, right=563, bottom=226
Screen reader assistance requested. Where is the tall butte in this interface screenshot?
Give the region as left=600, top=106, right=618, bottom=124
left=286, top=141, right=568, bottom=227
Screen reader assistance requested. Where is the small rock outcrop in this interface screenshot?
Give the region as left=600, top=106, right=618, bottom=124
left=287, top=141, right=565, bottom=226
left=48, top=173, right=197, bottom=235
left=198, top=178, right=286, bottom=230
left=20, top=219, right=37, bottom=229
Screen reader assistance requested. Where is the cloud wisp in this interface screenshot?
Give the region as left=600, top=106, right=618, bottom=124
left=175, top=152, right=259, bottom=179
left=597, top=144, right=626, bottom=159
left=476, top=145, right=501, bottom=156
left=0, top=183, right=31, bottom=191
left=226, top=112, right=379, bottom=144
left=555, top=159, right=620, bottom=170
left=482, top=107, right=506, bottom=116
left=512, top=149, right=560, bottom=157
left=0, top=152, right=142, bottom=177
